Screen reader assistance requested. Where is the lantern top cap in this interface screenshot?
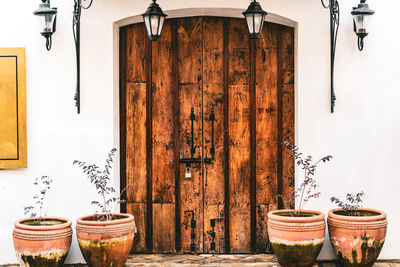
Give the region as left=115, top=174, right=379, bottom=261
left=142, top=0, right=167, bottom=18
left=351, top=0, right=375, bottom=16
left=243, top=1, right=267, bottom=16
left=33, top=2, right=57, bottom=16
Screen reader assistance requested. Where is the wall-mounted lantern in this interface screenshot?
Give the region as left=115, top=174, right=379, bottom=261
left=34, top=0, right=94, bottom=113
left=142, top=0, right=167, bottom=41
left=33, top=0, right=58, bottom=51
left=351, top=0, right=375, bottom=51
left=243, top=0, right=268, bottom=39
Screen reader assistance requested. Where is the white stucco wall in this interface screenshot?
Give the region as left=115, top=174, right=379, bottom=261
left=0, top=0, right=399, bottom=264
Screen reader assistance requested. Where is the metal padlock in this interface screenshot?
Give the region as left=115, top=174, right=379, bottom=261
left=185, top=166, right=192, bottom=179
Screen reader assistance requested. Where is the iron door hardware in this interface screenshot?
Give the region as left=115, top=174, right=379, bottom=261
left=209, top=218, right=224, bottom=251
left=185, top=210, right=196, bottom=252
left=179, top=107, right=216, bottom=168
left=209, top=107, right=216, bottom=160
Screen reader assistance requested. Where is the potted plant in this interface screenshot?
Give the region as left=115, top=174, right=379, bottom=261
left=328, top=192, right=388, bottom=267
left=73, top=148, right=136, bottom=267
left=13, top=176, right=72, bottom=267
left=267, top=142, right=332, bottom=267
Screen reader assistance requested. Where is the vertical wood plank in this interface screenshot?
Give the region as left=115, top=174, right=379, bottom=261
left=255, top=22, right=279, bottom=251
left=153, top=203, right=176, bottom=252
left=125, top=24, right=148, bottom=204
left=223, top=18, right=230, bottom=253
left=172, top=19, right=182, bottom=252
left=280, top=26, right=295, bottom=209
left=119, top=26, right=127, bottom=213
left=152, top=21, right=176, bottom=252
left=126, top=82, right=147, bottom=203
left=228, top=18, right=251, bottom=253
left=177, top=17, right=204, bottom=253
left=126, top=24, right=147, bottom=83
left=202, top=17, right=225, bottom=253
left=250, top=37, right=257, bottom=253
left=127, top=203, right=147, bottom=252
left=256, top=203, right=279, bottom=252
left=123, top=24, right=148, bottom=253
left=256, top=203, right=268, bottom=252
left=146, top=26, right=153, bottom=251
left=277, top=28, right=283, bottom=210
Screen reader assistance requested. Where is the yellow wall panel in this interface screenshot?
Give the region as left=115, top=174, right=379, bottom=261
left=0, top=48, right=27, bottom=169
left=0, top=57, right=18, bottom=159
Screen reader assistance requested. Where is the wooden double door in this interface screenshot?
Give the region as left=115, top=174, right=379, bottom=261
left=120, top=16, right=295, bottom=254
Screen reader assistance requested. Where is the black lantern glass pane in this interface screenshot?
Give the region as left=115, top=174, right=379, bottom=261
left=254, top=13, right=264, bottom=34
left=35, top=12, right=56, bottom=34
left=158, top=16, right=165, bottom=36
left=144, top=15, right=151, bottom=37
left=43, top=13, right=56, bottom=33
left=245, top=13, right=254, bottom=34
left=353, top=14, right=372, bottom=34
left=150, top=15, right=160, bottom=36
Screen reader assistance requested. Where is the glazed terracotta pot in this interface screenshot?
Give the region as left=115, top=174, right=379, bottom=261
left=13, top=217, right=72, bottom=267
left=76, top=213, right=137, bottom=267
left=327, top=208, right=387, bottom=267
left=267, top=209, right=326, bottom=267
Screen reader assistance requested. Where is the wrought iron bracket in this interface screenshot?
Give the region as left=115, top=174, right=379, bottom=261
left=321, top=0, right=339, bottom=113
left=73, top=0, right=93, bottom=114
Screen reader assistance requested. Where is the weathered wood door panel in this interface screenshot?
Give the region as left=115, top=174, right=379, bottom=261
left=177, top=17, right=205, bottom=253
left=202, top=17, right=226, bottom=253
left=121, top=23, right=149, bottom=252
left=151, top=19, right=176, bottom=252
left=120, top=17, right=295, bottom=254
left=255, top=22, right=279, bottom=252
left=228, top=18, right=252, bottom=253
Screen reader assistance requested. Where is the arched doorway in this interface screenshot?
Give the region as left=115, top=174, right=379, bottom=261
left=119, top=16, right=295, bottom=254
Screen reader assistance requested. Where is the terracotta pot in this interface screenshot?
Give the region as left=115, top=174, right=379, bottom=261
left=327, top=208, right=387, bottom=267
left=267, top=209, right=326, bottom=267
left=76, top=213, right=137, bottom=267
left=13, top=217, right=72, bottom=267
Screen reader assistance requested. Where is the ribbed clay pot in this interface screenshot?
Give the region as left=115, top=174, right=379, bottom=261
left=327, top=208, right=387, bottom=267
left=267, top=209, right=326, bottom=267
left=13, top=217, right=72, bottom=267
left=76, top=213, right=137, bottom=267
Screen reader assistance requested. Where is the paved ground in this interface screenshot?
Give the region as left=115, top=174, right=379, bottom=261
left=4, top=254, right=400, bottom=266
left=119, top=254, right=400, bottom=267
